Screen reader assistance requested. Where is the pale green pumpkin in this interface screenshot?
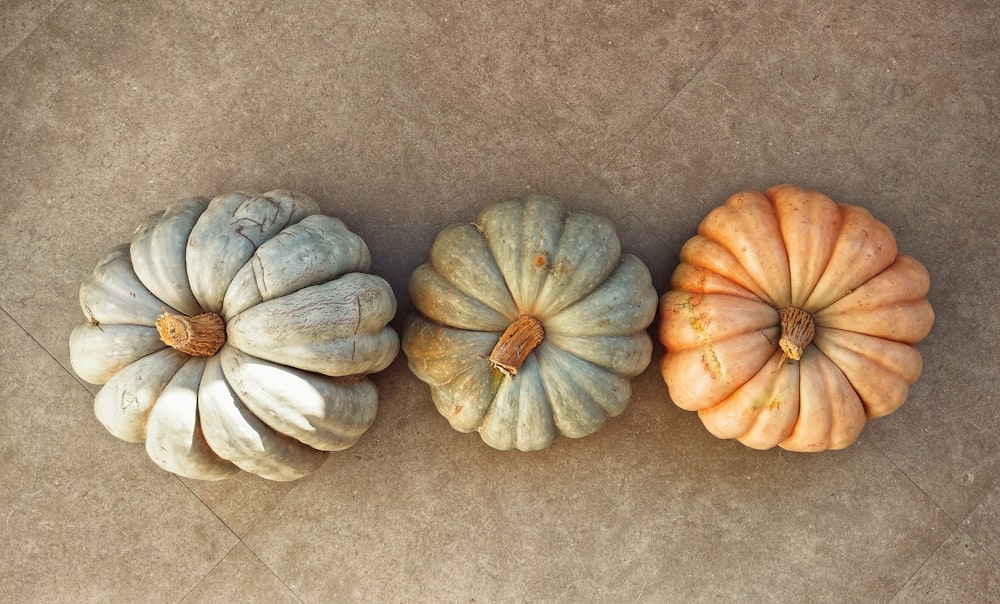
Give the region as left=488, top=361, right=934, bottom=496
left=402, top=195, right=657, bottom=451
left=70, top=190, right=399, bottom=481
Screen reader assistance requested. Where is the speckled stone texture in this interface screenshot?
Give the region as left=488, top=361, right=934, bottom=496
left=1, top=1, right=997, bottom=602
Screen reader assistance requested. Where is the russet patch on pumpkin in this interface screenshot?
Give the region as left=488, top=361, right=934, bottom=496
left=659, top=184, right=934, bottom=452
left=402, top=194, right=658, bottom=451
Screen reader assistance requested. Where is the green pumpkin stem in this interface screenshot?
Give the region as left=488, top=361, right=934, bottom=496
left=489, top=314, right=544, bottom=378
left=156, top=310, right=226, bottom=357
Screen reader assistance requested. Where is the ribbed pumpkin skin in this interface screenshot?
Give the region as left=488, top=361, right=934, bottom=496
left=402, top=195, right=657, bottom=451
left=659, top=184, right=934, bottom=451
left=69, top=190, right=399, bottom=481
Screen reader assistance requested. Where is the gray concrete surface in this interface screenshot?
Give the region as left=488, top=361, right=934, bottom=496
left=1, top=1, right=998, bottom=602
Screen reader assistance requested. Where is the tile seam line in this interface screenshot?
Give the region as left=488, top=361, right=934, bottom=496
left=566, top=3, right=768, bottom=249
left=867, top=439, right=965, bottom=601
left=0, top=303, right=93, bottom=396
left=886, top=524, right=984, bottom=602
left=580, top=2, right=769, bottom=193
left=0, top=1, right=70, bottom=66
left=405, top=0, right=606, bottom=186
left=176, top=540, right=307, bottom=604
left=176, top=540, right=242, bottom=604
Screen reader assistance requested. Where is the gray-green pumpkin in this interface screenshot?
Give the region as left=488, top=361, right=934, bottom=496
left=402, top=195, right=657, bottom=451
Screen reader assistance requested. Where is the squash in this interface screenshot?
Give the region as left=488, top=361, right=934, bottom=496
left=658, top=184, right=934, bottom=451
left=402, top=194, right=657, bottom=451
left=69, top=190, right=399, bottom=481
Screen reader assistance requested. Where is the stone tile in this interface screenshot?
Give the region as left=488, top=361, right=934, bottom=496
left=415, top=0, right=763, bottom=173
left=0, top=309, right=237, bottom=602
left=182, top=543, right=300, bottom=604
left=245, top=360, right=951, bottom=602
left=574, top=175, right=678, bottom=294
left=596, top=0, right=1000, bottom=521
left=890, top=528, right=1000, bottom=603
left=180, top=474, right=300, bottom=539
left=2, top=0, right=998, bottom=599
left=0, top=0, right=62, bottom=61
left=963, top=485, right=1000, bottom=562
left=0, top=0, right=594, bottom=368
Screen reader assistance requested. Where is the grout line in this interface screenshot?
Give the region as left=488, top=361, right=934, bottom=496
left=0, top=0, right=70, bottom=66
left=176, top=540, right=243, bottom=603
left=404, top=0, right=604, bottom=190
left=957, top=485, right=1000, bottom=567
left=887, top=523, right=957, bottom=602
left=863, top=439, right=967, bottom=599
left=243, top=542, right=309, bottom=604
left=584, top=2, right=768, bottom=191
left=175, top=538, right=308, bottom=604
left=0, top=303, right=94, bottom=396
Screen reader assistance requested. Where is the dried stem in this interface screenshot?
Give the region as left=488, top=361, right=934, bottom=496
left=156, top=310, right=226, bottom=357
left=778, top=306, right=815, bottom=364
left=489, top=314, right=545, bottom=377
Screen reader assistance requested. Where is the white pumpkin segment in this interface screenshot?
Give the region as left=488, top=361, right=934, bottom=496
left=186, top=190, right=320, bottom=313
left=69, top=323, right=166, bottom=385
left=429, top=223, right=519, bottom=319
left=475, top=196, right=565, bottom=314
left=93, top=347, right=188, bottom=442
left=409, top=263, right=512, bottom=332
left=545, top=254, right=657, bottom=337
left=479, top=355, right=556, bottom=451
left=222, top=214, right=372, bottom=317
left=80, top=244, right=180, bottom=326
left=130, top=197, right=209, bottom=317
left=144, top=357, right=239, bottom=480
left=198, top=353, right=329, bottom=481
left=532, top=211, right=621, bottom=318
left=227, top=273, right=399, bottom=376
left=220, top=346, right=379, bottom=451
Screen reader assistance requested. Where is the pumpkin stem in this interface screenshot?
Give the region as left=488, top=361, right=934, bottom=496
left=489, top=314, right=544, bottom=378
left=156, top=310, right=226, bottom=357
left=778, top=306, right=815, bottom=363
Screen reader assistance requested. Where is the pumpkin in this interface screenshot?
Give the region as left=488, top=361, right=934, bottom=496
left=659, top=184, right=934, bottom=451
left=69, top=190, right=399, bottom=481
left=402, top=195, right=657, bottom=451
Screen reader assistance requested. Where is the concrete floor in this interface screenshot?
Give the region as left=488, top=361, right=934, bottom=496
left=1, top=1, right=998, bottom=602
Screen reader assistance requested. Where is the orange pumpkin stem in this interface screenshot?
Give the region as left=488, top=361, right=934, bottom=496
left=778, top=306, right=815, bottom=363
left=489, top=314, right=545, bottom=377
left=156, top=310, right=226, bottom=357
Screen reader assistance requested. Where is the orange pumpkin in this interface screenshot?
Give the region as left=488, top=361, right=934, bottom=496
left=658, top=184, right=934, bottom=451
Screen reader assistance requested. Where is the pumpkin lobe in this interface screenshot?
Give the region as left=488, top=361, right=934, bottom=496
left=778, top=306, right=815, bottom=362
left=489, top=314, right=544, bottom=378
left=156, top=310, right=226, bottom=357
